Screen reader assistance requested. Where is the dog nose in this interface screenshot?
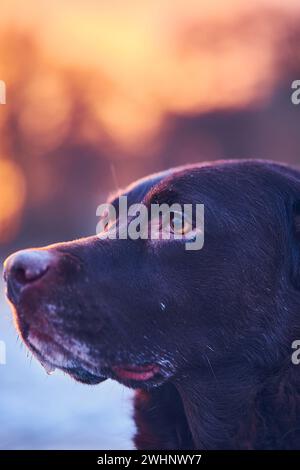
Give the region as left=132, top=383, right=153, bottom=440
left=3, top=250, right=54, bottom=302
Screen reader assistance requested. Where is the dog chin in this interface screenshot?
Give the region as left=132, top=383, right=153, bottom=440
left=62, top=366, right=107, bottom=385
left=30, top=345, right=107, bottom=385
left=25, top=333, right=107, bottom=385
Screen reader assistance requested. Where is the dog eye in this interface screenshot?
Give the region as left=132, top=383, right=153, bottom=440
left=169, top=211, right=193, bottom=235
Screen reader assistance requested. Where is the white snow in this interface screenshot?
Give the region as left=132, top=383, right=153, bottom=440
left=0, top=271, right=135, bottom=450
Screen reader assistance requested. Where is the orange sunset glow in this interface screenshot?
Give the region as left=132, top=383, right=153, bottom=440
left=0, top=0, right=300, bottom=247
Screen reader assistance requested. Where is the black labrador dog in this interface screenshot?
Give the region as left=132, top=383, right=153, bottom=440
left=4, top=159, right=300, bottom=449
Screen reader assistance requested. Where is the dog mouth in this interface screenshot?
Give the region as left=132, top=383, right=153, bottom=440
left=12, top=305, right=165, bottom=387
left=24, top=330, right=107, bottom=385
left=30, top=344, right=107, bottom=385
left=112, top=364, right=161, bottom=382
left=60, top=366, right=107, bottom=385
left=25, top=328, right=162, bottom=386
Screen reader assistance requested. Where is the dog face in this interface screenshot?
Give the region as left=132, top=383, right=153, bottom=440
left=4, top=160, right=300, bottom=389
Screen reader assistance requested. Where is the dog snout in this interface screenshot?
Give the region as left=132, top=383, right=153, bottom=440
left=3, top=249, right=55, bottom=303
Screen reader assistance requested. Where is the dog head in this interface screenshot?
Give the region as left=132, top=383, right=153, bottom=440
left=4, top=160, right=300, bottom=389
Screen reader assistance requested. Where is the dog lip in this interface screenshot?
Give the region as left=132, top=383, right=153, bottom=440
left=61, top=366, right=107, bottom=385
left=112, top=364, right=160, bottom=381
left=28, top=336, right=107, bottom=383
left=26, top=337, right=58, bottom=373
left=40, top=358, right=56, bottom=375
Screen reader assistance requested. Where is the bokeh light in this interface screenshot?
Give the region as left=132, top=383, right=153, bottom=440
left=0, top=0, right=300, bottom=249
left=0, top=159, right=25, bottom=243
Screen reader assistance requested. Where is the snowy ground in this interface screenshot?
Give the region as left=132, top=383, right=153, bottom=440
left=0, top=270, right=135, bottom=450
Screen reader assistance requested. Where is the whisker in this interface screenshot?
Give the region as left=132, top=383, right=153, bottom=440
left=204, top=353, right=218, bottom=383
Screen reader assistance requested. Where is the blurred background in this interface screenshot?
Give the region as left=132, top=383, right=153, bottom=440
left=1, top=0, right=300, bottom=449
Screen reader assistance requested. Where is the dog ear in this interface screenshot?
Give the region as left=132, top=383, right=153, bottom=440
left=291, top=201, right=300, bottom=289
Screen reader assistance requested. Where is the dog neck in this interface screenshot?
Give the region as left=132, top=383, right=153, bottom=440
left=134, top=363, right=300, bottom=449
left=174, top=368, right=255, bottom=449
left=133, top=382, right=193, bottom=449
left=175, top=363, right=300, bottom=449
